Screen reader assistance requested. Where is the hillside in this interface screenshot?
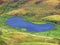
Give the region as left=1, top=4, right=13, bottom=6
left=0, top=0, right=60, bottom=20
left=42, top=15, right=60, bottom=21
left=0, top=0, right=60, bottom=45
left=0, top=29, right=60, bottom=45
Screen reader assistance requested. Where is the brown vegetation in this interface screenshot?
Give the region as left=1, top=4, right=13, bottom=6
left=0, top=0, right=9, bottom=4
left=35, top=0, right=44, bottom=4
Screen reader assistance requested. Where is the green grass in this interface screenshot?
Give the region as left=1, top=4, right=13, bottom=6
left=0, top=30, right=60, bottom=45
left=30, top=24, right=60, bottom=38
left=16, top=42, right=58, bottom=45
left=0, top=15, right=60, bottom=38
left=0, top=0, right=60, bottom=45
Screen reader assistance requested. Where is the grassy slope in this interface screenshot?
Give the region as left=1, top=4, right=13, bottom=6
left=0, top=0, right=60, bottom=45
left=42, top=15, right=60, bottom=21
left=0, top=29, right=60, bottom=45
left=0, top=15, right=60, bottom=38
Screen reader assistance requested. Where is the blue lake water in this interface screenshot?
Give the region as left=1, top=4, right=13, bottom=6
left=6, top=17, right=54, bottom=32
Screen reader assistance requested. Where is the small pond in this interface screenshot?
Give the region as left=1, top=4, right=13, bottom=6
left=6, top=17, right=54, bottom=32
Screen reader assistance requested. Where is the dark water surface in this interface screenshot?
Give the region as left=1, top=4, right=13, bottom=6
left=6, top=17, right=54, bottom=32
